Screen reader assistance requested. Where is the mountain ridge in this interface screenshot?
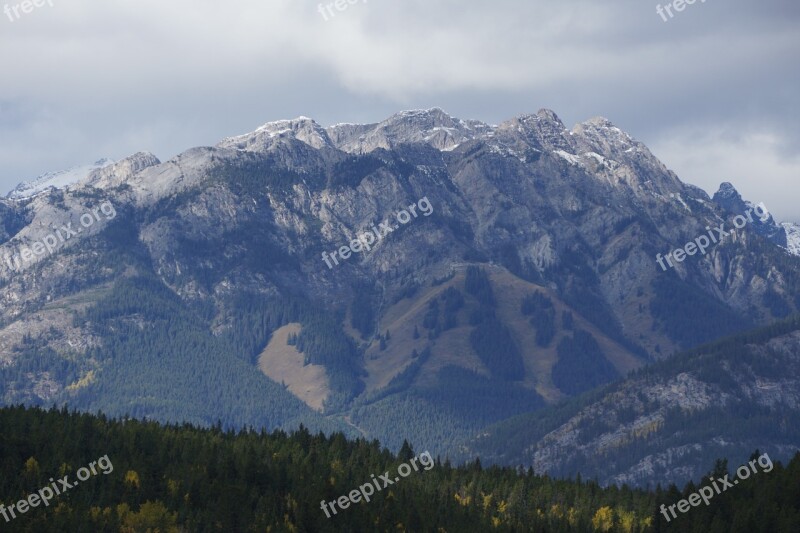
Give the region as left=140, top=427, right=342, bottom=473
left=1, top=108, right=799, bottom=483
left=6, top=108, right=799, bottom=241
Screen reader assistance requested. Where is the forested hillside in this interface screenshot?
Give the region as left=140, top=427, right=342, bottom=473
left=1, top=272, right=353, bottom=435
left=1, top=406, right=799, bottom=532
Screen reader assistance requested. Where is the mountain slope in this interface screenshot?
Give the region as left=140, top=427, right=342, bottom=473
left=466, top=315, right=800, bottom=487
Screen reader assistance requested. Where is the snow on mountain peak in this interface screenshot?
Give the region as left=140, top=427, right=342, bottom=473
left=218, top=117, right=333, bottom=152
left=327, top=108, right=491, bottom=153
left=6, top=158, right=115, bottom=199
left=393, top=107, right=450, bottom=119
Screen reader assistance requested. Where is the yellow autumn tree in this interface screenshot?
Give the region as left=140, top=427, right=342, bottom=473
left=592, top=506, right=614, bottom=532
left=550, top=503, right=564, bottom=519
left=23, top=457, right=40, bottom=484
left=124, top=470, right=141, bottom=489
left=497, top=500, right=508, bottom=515
left=482, top=492, right=493, bottom=511
left=567, top=507, right=579, bottom=526
left=617, top=509, right=636, bottom=533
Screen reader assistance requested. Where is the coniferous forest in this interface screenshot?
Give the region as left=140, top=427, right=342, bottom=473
left=1, top=406, right=799, bottom=532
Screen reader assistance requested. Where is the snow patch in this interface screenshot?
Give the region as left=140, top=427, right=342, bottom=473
left=781, top=222, right=800, bottom=257
left=671, top=193, right=692, bottom=212
left=554, top=150, right=580, bottom=165
left=7, top=158, right=115, bottom=199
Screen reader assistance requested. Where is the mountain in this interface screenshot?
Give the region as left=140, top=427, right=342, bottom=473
left=465, top=315, right=800, bottom=487
left=5, top=158, right=115, bottom=199
left=1, top=108, right=799, bottom=477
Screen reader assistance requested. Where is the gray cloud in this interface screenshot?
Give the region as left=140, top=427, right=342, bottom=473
left=1, top=0, right=797, bottom=220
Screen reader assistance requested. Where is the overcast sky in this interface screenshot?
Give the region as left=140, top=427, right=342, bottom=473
left=1, top=0, right=798, bottom=221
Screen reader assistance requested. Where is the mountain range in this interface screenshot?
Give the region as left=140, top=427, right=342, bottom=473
left=1, top=108, right=799, bottom=487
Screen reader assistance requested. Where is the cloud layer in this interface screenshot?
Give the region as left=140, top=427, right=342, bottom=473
left=1, top=0, right=797, bottom=220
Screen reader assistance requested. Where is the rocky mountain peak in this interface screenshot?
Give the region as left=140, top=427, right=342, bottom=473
left=713, top=182, right=743, bottom=204
left=571, top=116, right=634, bottom=148
left=711, top=181, right=788, bottom=246
left=712, top=182, right=757, bottom=217
left=327, top=108, right=492, bottom=153
left=218, top=116, right=333, bottom=152
left=391, top=107, right=453, bottom=123
left=535, top=108, right=564, bottom=124
left=82, top=152, right=162, bottom=191
left=498, top=109, right=574, bottom=153
left=567, top=116, right=675, bottom=184
left=582, top=116, right=616, bottom=127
